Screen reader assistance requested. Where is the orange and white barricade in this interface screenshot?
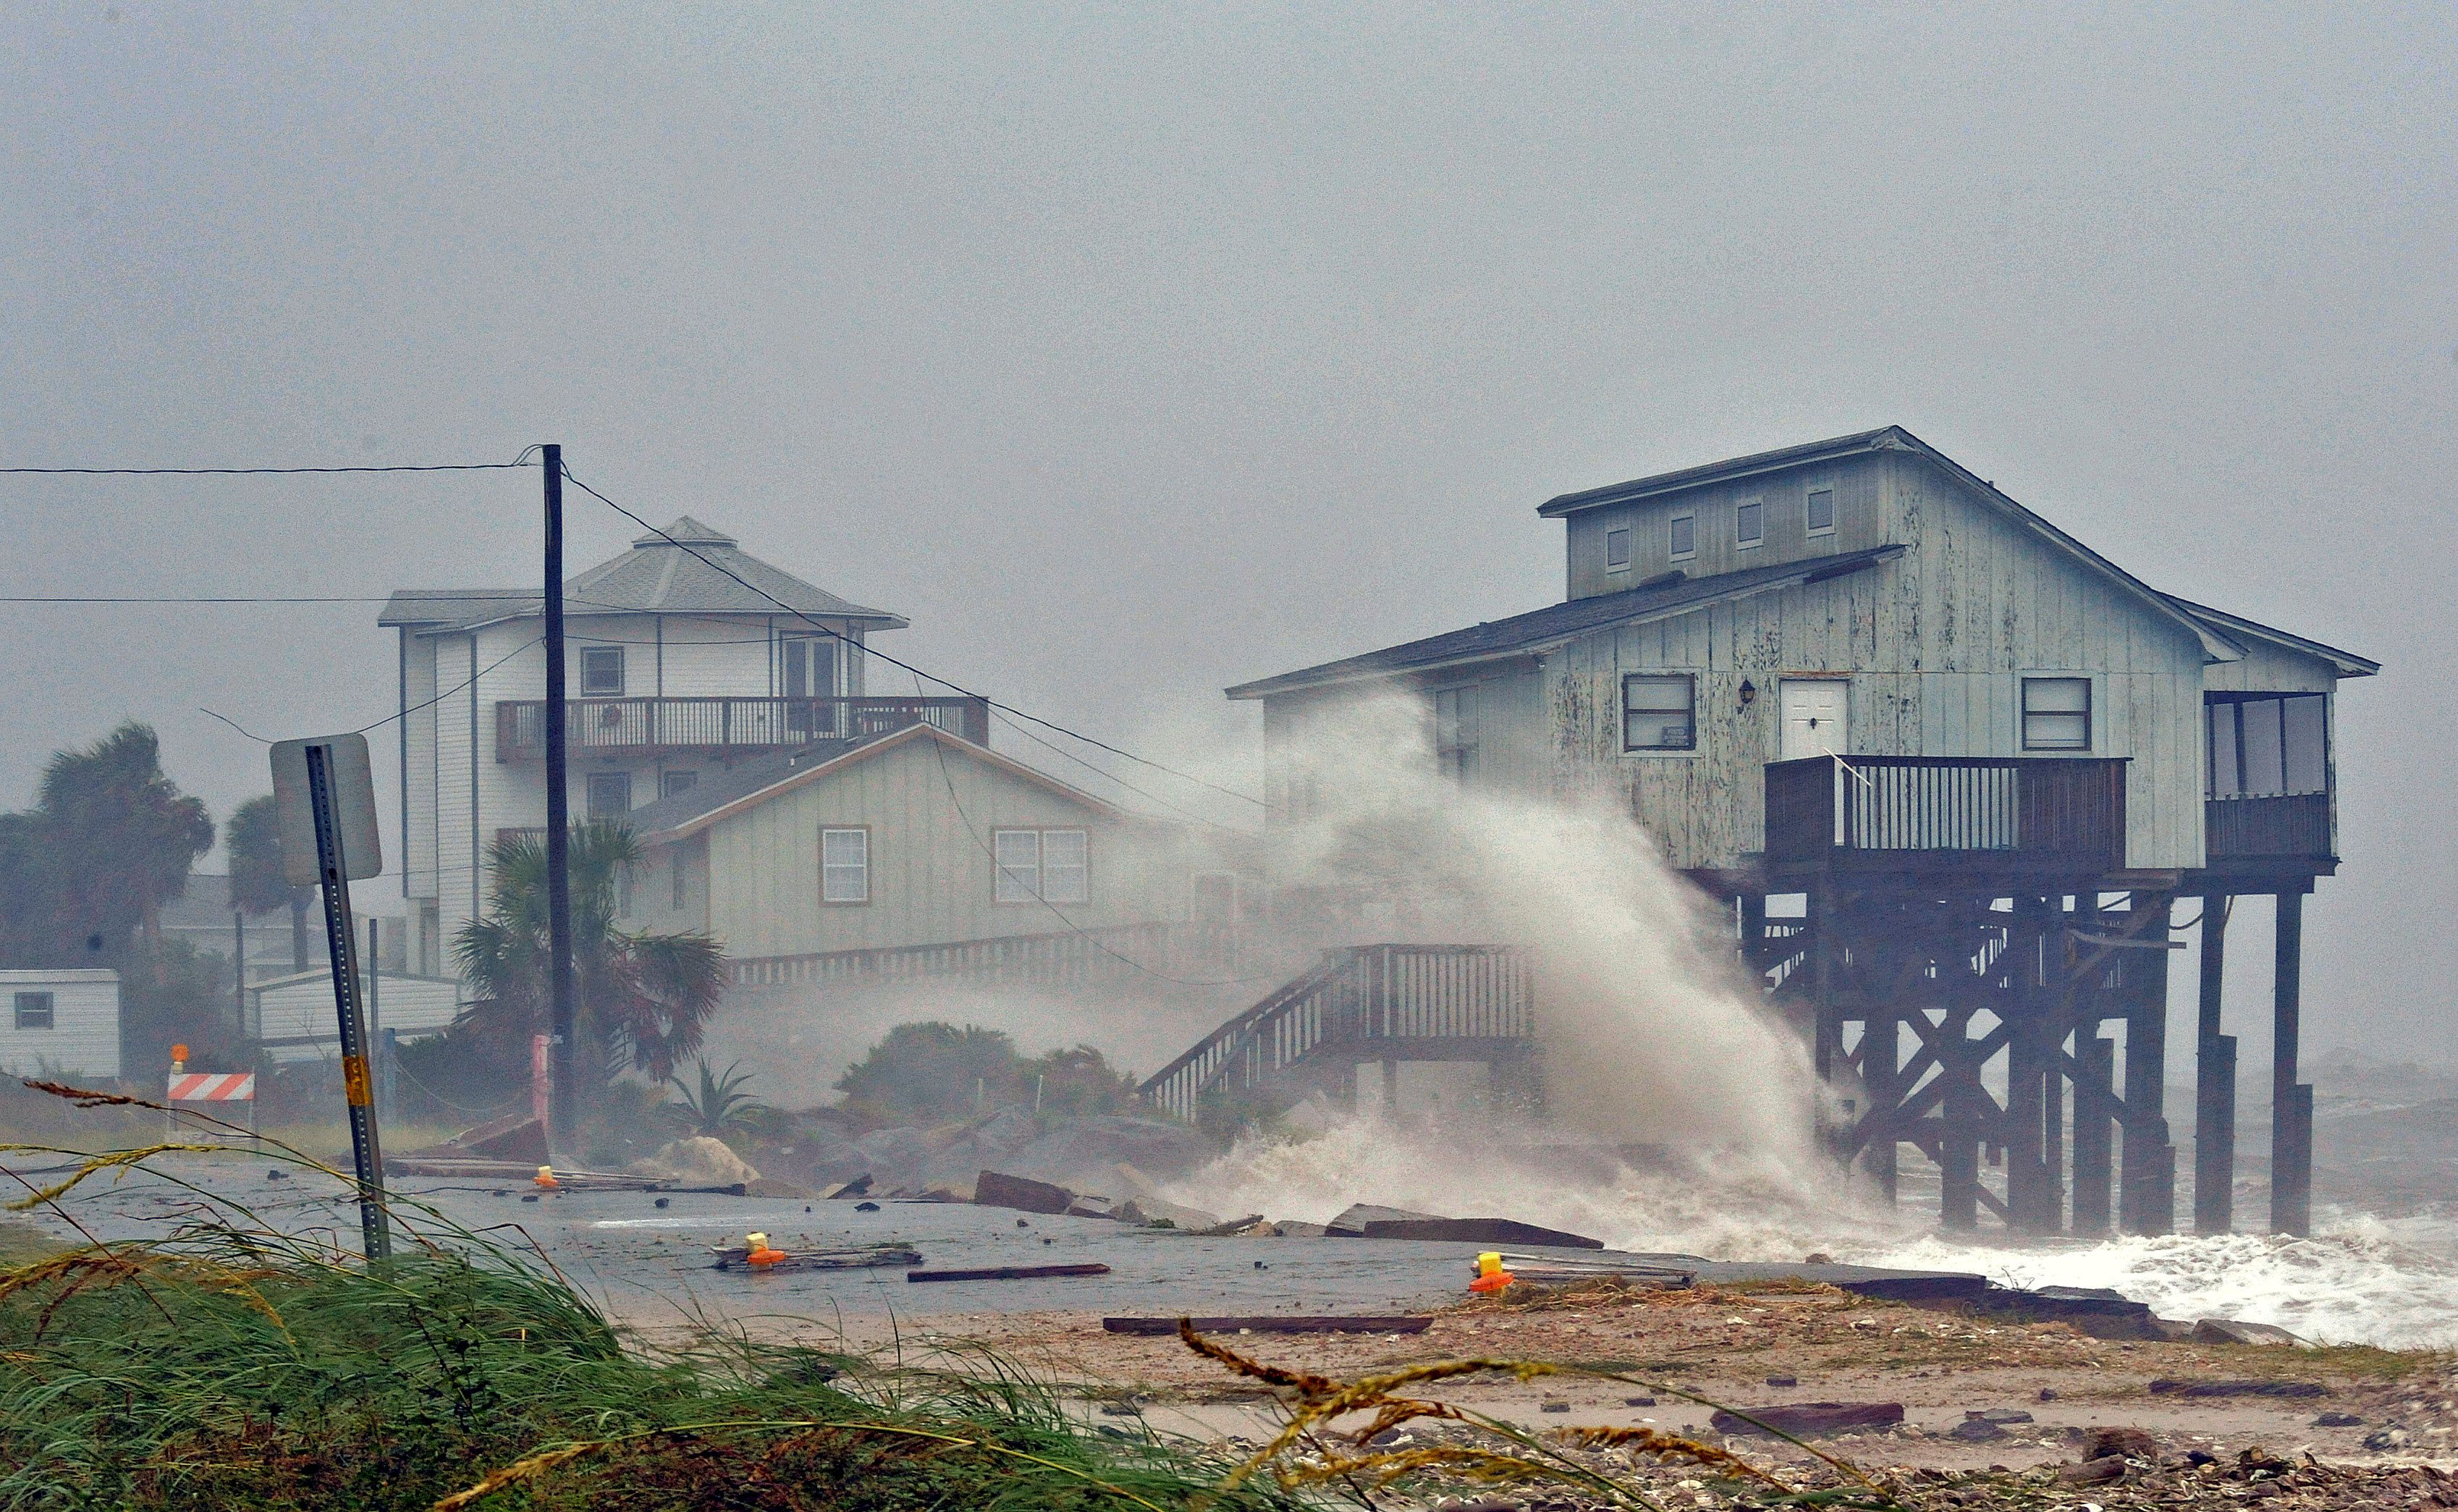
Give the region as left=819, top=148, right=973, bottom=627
left=167, top=1068, right=259, bottom=1142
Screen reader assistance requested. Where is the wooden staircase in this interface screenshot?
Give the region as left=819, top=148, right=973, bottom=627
left=1139, top=944, right=1535, bottom=1122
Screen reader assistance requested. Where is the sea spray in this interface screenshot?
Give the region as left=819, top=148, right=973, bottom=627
left=1257, top=692, right=1831, bottom=1165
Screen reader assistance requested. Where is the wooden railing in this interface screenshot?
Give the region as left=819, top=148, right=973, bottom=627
left=1139, top=945, right=1534, bottom=1123
left=731, top=923, right=1255, bottom=991
left=2205, top=793, right=2331, bottom=861
left=494, top=695, right=989, bottom=761
left=1765, top=755, right=2128, bottom=871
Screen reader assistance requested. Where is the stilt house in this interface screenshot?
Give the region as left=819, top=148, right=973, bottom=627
left=1222, top=426, right=2375, bottom=1237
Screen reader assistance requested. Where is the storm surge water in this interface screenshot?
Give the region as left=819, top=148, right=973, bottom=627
left=1157, top=696, right=2458, bottom=1353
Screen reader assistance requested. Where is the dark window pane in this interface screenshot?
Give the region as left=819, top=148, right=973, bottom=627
left=1806, top=489, right=1835, bottom=532
left=1669, top=515, right=1694, bottom=557
left=2281, top=695, right=2328, bottom=794
left=2241, top=698, right=2284, bottom=796
left=1605, top=526, right=1631, bottom=569
left=2208, top=701, right=2241, bottom=798
left=1737, top=500, right=1762, bottom=544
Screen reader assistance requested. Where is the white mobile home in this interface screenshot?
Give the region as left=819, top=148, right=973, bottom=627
left=0, top=969, right=120, bottom=1082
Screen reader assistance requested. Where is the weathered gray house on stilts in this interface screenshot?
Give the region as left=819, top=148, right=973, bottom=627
left=1221, top=426, right=2374, bottom=1236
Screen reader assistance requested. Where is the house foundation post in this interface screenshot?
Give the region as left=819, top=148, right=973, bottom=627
left=2194, top=894, right=2236, bottom=1234
left=2118, top=893, right=2175, bottom=1235
left=2271, top=890, right=2313, bottom=1236
left=2070, top=1031, right=2116, bottom=1233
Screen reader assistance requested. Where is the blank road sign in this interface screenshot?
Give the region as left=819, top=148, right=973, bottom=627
left=269, top=732, right=384, bottom=884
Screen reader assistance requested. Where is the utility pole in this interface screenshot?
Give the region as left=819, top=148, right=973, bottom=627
left=542, top=444, right=578, bottom=1154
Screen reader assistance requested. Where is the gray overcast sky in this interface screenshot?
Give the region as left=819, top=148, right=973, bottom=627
left=1, top=6, right=2451, bottom=1059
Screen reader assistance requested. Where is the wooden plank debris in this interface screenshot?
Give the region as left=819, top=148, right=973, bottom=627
left=1710, top=1401, right=1905, bottom=1437
left=709, top=1243, right=921, bottom=1273
left=1103, top=1316, right=1432, bottom=1335
left=906, top=1262, right=1112, bottom=1283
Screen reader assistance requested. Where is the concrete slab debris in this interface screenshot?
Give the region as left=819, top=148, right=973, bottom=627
left=1708, top=1401, right=1904, bottom=1437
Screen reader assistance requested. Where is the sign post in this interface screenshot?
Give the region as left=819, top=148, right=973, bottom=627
left=271, top=732, right=392, bottom=1264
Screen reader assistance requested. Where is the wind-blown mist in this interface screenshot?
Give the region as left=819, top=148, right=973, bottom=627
left=1165, top=693, right=1862, bottom=1251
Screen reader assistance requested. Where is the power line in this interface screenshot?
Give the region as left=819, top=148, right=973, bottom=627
left=557, top=463, right=1269, bottom=811
left=0, top=594, right=393, bottom=604
left=0, top=460, right=535, bottom=476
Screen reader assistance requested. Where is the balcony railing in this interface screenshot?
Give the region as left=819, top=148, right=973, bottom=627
left=2205, top=793, right=2331, bottom=861
left=494, top=695, right=990, bottom=761
left=1765, top=755, right=2128, bottom=872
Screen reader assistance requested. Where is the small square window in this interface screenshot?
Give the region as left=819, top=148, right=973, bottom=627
left=2022, top=677, right=2092, bottom=751
left=660, top=769, right=698, bottom=798
left=1805, top=487, right=1836, bottom=535
left=579, top=646, right=625, bottom=696
left=1736, top=499, right=1763, bottom=546
left=822, top=828, right=869, bottom=903
left=14, top=991, right=54, bottom=1031
left=1604, top=525, right=1632, bottom=571
left=1623, top=674, right=1697, bottom=751
left=1668, top=514, right=1695, bottom=559
left=586, top=771, right=633, bottom=818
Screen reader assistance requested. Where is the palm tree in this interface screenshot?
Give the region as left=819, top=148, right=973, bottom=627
left=32, top=723, right=214, bottom=965
left=664, top=1060, right=768, bottom=1138
left=224, top=795, right=311, bottom=971
left=452, top=822, right=727, bottom=1085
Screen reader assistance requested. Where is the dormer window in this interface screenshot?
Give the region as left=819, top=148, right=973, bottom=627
left=1668, top=514, right=1695, bottom=559
left=1736, top=499, right=1763, bottom=548
left=1604, top=525, right=1632, bottom=573
left=1805, top=487, right=1836, bottom=535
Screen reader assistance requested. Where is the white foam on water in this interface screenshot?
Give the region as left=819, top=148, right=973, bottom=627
left=1854, top=1227, right=2458, bottom=1351
left=1169, top=1118, right=2458, bottom=1351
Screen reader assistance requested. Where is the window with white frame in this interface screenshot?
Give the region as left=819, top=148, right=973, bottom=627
left=2022, top=677, right=2092, bottom=751
left=1434, top=686, right=1479, bottom=786
left=1604, top=525, right=1632, bottom=572
left=14, top=991, right=54, bottom=1031
left=1736, top=498, right=1763, bottom=547
left=580, top=646, right=625, bottom=696
left=994, top=828, right=1089, bottom=904
left=1623, top=674, right=1697, bottom=751
left=661, top=769, right=698, bottom=798
left=586, top=771, right=633, bottom=817
left=821, top=828, right=869, bottom=903
left=1668, top=513, right=1695, bottom=559
left=1805, top=486, right=1836, bottom=535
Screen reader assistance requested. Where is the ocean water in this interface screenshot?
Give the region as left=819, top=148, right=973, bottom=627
left=1166, top=1115, right=2458, bottom=1351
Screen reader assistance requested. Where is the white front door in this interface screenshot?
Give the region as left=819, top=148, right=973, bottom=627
left=1780, top=680, right=1849, bottom=761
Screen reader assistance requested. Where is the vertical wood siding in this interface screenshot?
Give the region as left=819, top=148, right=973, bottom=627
left=701, top=737, right=1166, bottom=958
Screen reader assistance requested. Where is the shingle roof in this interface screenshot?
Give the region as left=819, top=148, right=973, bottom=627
left=1225, top=546, right=1905, bottom=700
left=617, top=723, right=1122, bottom=841
left=615, top=733, right=882, bottom=835
left=379, top=518, right=906, bottom=630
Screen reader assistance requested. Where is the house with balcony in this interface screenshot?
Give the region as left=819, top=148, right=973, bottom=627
left=381, top=517, right=981, bottom=976
left=1221, top=426, right=2374, bottom=1238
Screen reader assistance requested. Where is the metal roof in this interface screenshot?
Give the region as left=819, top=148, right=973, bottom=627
left=2160, top=596, right=2378, bottom=677
left=1537, top=427, right=1901, bottom=518
left=1225, top=546, right=1905, bottom=701
left=379, top=517, right=906, bottom=631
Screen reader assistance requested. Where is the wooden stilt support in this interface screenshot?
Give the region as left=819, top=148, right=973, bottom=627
left=2116, top=892, right=2175, bottom=1234
left=1939, top=1010, right=1982, bottom=1230
left=2271, top=890, right=2312, bottom=1236
left=2071, top=1031, right=2116, bottom=1233
left=2194, top=894, right=2235, bottom=1234
left=2004, top=899, right=2056, bottom=1232
left=1861, top=1008, right=1899, bottom=1204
